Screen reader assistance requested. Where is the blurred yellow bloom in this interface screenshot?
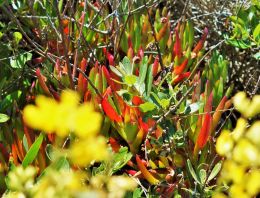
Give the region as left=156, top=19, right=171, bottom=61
left=3, top=192, right=26, bottom=198
left=69, top=136, right=109, bottom=166
left=74, top=104, right=102, bottom=138
left=7, top=166, right=37, bottom=192
left=23, top=90, right=102, bottom=138
left=246, top=121, right=260, bottom=145
left=231, top=118, right=247, bottom=141
left=216, top=130, right=234, bottom=156
left=232, top=139, right=259, bottom=166
left=229, top=183, right=250, bottom=198
left=108, top=176, right=137, bottom=198
left=233, top=92, right=260, bottom=118
left=216, top=92, right=260, bottom=197
left=34, top=170, right=86, bottom=198
left=220, top=160, right=245, bottom=184
left=212, top=193, right=227, bottom=198
left=246, top=169, right=260, bottom=196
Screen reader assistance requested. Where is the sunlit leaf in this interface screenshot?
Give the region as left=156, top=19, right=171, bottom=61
left=10, top=52, right=32, bottom=69
left=0, top=113, right=9, bottom=123
left=139, top=102, right=156, bottom=112
left=22, top=133, right=44, bottom=167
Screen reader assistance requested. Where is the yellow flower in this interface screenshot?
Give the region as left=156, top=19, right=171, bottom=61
left=34, top=170, right=86, bottom=198
left=233, top=92, right=260, bottom=118
left=232, top=139, right=259, bottom=166
left=23, top=90, right=102, bottom=138
left=74, top=103, right=102, bottom=138
left=23, top=96, right=58, bottom=133
left=233, top=92, right=251, bottom=117
left=212, top=193, right=227, bottom=198
left=7, top=166, right=37, bottom=192
left=246, top=121, right=260, bottom=145
left=220, top=160, right=245, bottom=184
left=231, top=118, right=247, bottom=141
left=229, top=183, right=249, bottom=198
left=246, top=169, right=260, bottom=196
left=216, top=130, right=234, bottom=156
left=69, top=136, right=109, bottom=166
left=108, top=176, right=137, bottom=198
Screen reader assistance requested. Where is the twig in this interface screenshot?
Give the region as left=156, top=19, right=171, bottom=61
left=144, top=1, right=165, bottom=70
left=54, top=0, right=74, bottom=89
left=72, top=1, right=87, bottom=78
left=86, top=0, right=99, bottom=13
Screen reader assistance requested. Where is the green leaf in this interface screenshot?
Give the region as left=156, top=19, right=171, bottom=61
left=124, top=75, right=137, bottom=86
left=138, top=56, right=148, bottom=84
left=110, top=66, right=123, bottom=77
left=125, top=123, right=138, bottom=143
left=199, top=169, right=207, bottom=184
left=187, top=159, right=200, bottom=184
left=0, top=113, right=9, bottom=123
left=253, top=51, right=260, bottom=59
left=226, top=39, right=251, bottom=49
left=160, top=98, right=170, bottom=109
left=0, top=90, right=22, bottom=112
left=184, top=102, right=201, bottom=114
left=207, top=162, right=222, bottom=182
left=38, top=156, right=70, bottom=179
left=111, top=147, right=132, bottom=174
left=0, top=0, right=6, bottom=6
left=122, top=56, right=132, bottom=75
left=13, top=32, right=22, bottom=45
left=139, top=102, right=156, bottom=112
left=22, top=133, right=44, bottom=167
left=146, top=64, right=153, bottom=97
left=10, top=52, right=32, bottom=69
left=253, top=24, right=260, bottom=42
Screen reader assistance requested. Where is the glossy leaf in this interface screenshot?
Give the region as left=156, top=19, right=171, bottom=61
left=22, top=133, right=44, bottom=167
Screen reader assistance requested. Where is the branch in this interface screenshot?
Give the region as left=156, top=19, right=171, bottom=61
left=54, top=0, right=74, bottom=89
left=144, top=1, right=165, bottom=71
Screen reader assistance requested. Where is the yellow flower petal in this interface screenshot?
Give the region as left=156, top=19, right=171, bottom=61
left=70, top=137, right=109, bottom=166
left=246, top=169, right=260, bottom=196
left=233, top=139, right=259, bottom=166
left=74, top=104, right=102, bottom=138
left=216, top=130, right=234, bottom=156
left=246, top=121, right=260, bottom=145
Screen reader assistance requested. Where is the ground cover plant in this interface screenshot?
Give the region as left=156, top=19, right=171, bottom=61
left=0, top=0, right=259, bottom=197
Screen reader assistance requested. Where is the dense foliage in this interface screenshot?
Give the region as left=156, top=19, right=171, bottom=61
left=0, top=0, right=259, bottom=197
